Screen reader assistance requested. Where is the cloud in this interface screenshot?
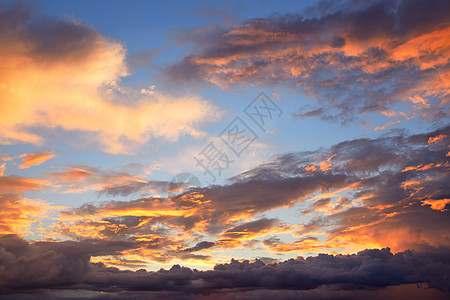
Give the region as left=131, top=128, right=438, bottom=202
left=18, top=151, right=56, bottom=169
left=0, top=173, right=60, bottom=236
left=0, top=154, right=12, bottom=176
left=181, top=241, right=215, bottom=252
left=50, top=165, right=348, bottom=241
left=429, top=134, right=448, bottom=144
left=47, top=165, right=170, bottom=196
left=0, top=3, right=220, bottom=154
left=0, top=154, right=12, bottom=162
left=239, top=125, right=450, bottom=252
left=0, top=195, right=55, bottom=236
left=261, top=236, right=341, bottom=253
left=51, top=170, right=352, bottom=260
left=1, top=127, right=448, bottom=296
left=48, top=125, right=449, bottom=256
left=224, top=218, right=279, bottom=239
left=54, top=197, right=195, bottom=245
left=1, top=234, right=449, bottom=298
left=164, top=0, right=450, bottom=124
left=0, top=175, right=47, bottom=194
left=308, top=198, right=332, bottom=211
left=173, top=172, right=353, bottom=233
left=421, top=199, right=450, bottom=212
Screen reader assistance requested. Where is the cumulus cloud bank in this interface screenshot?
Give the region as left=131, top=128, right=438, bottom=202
left=0, top=3, right=220, bottom=154
left=0, top=234, right=449, bottom=299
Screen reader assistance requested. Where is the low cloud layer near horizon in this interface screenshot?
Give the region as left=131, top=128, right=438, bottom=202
left=1, top=234, right=449, bottom=299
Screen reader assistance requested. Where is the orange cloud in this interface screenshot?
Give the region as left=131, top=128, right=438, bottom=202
left=0, top=175, right=48, bottom=194
left=0, top=153, right=12, bottom=162
left=263, top=236, right=342, bottom=254
left=0, top=5, right=220, bottom=154
left=318, top=154, right=335, bottom=171
left=305, top=165, right=317, bottom=172
left=390, top=27, right=450, bottom=70
left=18, top=151, right=56, bottom=169
left=421, top=199, right=450, bottom=212
left=325, top=218, right=443, bottom=254
left=401, top=163, right=444, bottom=172
left=89, top=256, right=148, bottom=270
left=428, top=134, right=447, bottom=144
left=0, top=194, right=55, bottom=236
left=47, top=165, right=168, bottom=195
left=60, top=199, right=191, bottom=222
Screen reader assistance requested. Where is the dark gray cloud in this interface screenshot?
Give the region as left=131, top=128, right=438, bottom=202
left=1, top=234, right=449, bottom=298
left=0, top=2, right=101, bottom=63
left=181, top=241, right=215, bottom=253
left=171, top=172, right=354, bottom=235
left=224, top=218, right=278, bottom=238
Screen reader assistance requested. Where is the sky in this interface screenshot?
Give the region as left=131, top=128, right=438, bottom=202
left=0, top=0, right=449, bottom=298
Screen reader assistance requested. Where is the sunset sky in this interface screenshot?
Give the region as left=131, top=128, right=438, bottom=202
left=0, top=0, right=449, bottom=299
